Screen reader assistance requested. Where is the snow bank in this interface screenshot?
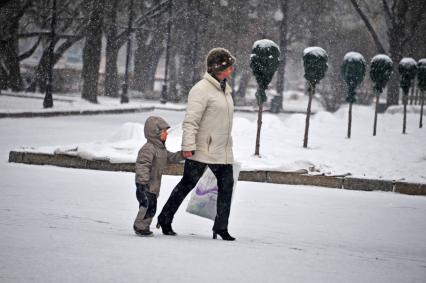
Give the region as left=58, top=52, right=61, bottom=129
left=386, top=105, right=425, bottom=115
left=55, top=123, right=145, bottom=163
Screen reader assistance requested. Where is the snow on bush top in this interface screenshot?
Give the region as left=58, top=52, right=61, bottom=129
left=252, top=39, right=280, bottom=51
left=343, top=52, right=366, bottom=63
left=303, top=47, right=327, bottom=58
left=417, top=58, right=426, bottom=91
left=371, top=54, right=392, bottom=64
left=418, top=58, right=426, bottom=66
left=399, top=57, right=417, bottom=68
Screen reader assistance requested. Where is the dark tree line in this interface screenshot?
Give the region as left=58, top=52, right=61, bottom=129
left=1, top=0, right=425, bottom=108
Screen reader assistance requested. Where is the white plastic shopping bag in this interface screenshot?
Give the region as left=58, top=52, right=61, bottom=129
left=186, top=162, right=241, bottom=220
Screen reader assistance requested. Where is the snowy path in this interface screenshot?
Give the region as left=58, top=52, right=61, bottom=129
left=1, top=111, right=426, bottom=282
left=1, top=164, right=425, bottom=282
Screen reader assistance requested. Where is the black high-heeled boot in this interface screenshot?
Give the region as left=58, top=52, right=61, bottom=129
left=156, top=217, right=177, bottom=236
left=212, top=230, right=235, bottom=241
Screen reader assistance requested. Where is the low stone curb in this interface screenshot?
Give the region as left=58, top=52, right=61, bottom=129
left=343, top=177, right=394, bottom=192
left=1, top=92, right=75, bottom=102
left=394, top=181, right=426, bottom=196
left=7, top=151, right=426, bottom=196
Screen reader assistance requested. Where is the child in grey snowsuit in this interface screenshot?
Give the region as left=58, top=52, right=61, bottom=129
left=133, top=116, right=184, bottom=236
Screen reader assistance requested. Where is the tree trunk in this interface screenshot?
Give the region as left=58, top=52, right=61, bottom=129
left=134, top=31, right=165, bottom=94
left=190, top=0, right=205, bottom=87
left=402, top=89, right=408, bottom=134
left=387, top=29, right=403, bottom=106
left=179, top=45, right=195, bottom=100
left=0, top=64, right=8, bottom=90
left=177, top=0, right=201, bottom=100
left=27, top=47, right=51, bottom=93
left=0, top=0, right=25, bottom=91
left=81, top=0, right=105, bottom=103
left=147, top=45, right=163, bottom=91
left=104, top=42, right=119, bottom=97
left=104, top=0, right=119, bottom=97
left=409, top=80, right=415, bottom=105
left=168, top=52, right=179, bottom=102
left=347, top=102, right=353, bottom=139
left=2, top=38, right=23, bottom=91
left=420, top=90, right=424, bottom=128
left=235, top=71, right=251, bottom=104
left=274, top=0, right=288, bottom=112
left=373, top=93, right=380, bottom=136
left=134, top=32, right=164, bottom=92
left=133, top=32, right=147, bottom=92
left=0, top=25, right=22, bottom=90
left=27, top=36, right=81, bottom=93
left=255, top=101, right=263, bottom=156
left=303, top=82, right=315, bottom=148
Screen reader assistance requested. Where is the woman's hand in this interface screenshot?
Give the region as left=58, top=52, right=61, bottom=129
left=182, top=151, right=193, bottom=158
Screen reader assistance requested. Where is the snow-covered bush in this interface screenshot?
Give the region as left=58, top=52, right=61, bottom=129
left=302, top=47, right=328, bottom=148
left=303, top=47, right=328, bottom=84
left=398, top=58, right=417, bottom=93
left=417, top=59, right=426, bottom=92
left=341, top=52, right=366, bottom=103
left=370, top=54, right=393, bottom=136
left=249, top=39, right=280, bottom=156
left=249, top=39, right=280, bottom=105
left=370, top=54, right=393, bottom=93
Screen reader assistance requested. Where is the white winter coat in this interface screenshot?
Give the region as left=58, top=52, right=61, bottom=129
left=181, top=73, right=234, bottom=164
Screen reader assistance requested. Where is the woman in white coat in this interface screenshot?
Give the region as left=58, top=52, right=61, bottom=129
left=157, top=48, right=236, bottom=241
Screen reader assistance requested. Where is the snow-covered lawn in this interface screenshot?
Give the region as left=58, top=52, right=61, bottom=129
left=0, top=89, right=323, bottom=114
left=0, top=91, right=185, bottom=113
left=13, top=103, right=426, bottom=183
left=1, top=110, right=425, bottom=282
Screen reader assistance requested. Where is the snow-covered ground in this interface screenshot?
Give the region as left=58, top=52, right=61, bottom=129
left=1, top=109, right=426, bottom=282
left=0, top=91, right=185, bottom=113
left=0, top=89, right=323, bottom=114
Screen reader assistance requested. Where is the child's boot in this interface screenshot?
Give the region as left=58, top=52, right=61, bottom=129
left=134, top=208, right=153, bottom=237
left=133, top=225, right=153, bottom=237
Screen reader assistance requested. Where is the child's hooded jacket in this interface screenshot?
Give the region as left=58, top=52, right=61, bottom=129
left=135, top=116, right=183, bottom=196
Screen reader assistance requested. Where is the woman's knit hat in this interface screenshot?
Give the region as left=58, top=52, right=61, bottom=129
left=206, top=48, right=236, bottom=74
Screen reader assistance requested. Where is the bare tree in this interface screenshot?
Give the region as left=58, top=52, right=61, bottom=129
left=133, top=0, right=168, bottom=96
left=81, top=0, right=105, bottom=103
left=22, top=0, right=87, bottom=93
left=273, top=0, right=289, bottom=112
left=104, top=0, right=120, bottom=97
left=349, top=0, right=426, bottom=106
left=176, top=0, right=202, bottom=100
left=0, top=0, right=32, bottom=91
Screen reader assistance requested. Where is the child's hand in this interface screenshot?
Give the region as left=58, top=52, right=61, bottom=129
left=182, top=151, right=193, bottom=158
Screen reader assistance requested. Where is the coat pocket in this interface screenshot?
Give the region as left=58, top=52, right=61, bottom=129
left=195, top=133, right=209, bottom=152
left=207, top=136, right=212, bottom=152
left=208, top=134, right=228, bottom=153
